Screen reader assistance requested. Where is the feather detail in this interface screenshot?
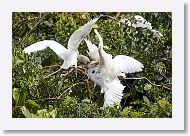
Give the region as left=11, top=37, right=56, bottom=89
left=103, top=79, right=125, bottom=107
left=23, top=40, right=67, bottom=58
left=113, top=55, right=144, bottom=74
left=68, top=17, right=99, bottom=51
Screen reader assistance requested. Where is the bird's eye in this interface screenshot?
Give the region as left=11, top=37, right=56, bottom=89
left=92, top=70, right=95, bottom=74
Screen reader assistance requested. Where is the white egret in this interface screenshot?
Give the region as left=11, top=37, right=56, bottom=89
left=23, top=17, right=99, bottom=69
left=86, top=29, right=144, bottom=107
left=120, top=15, right=163, bottom=38
left=133, top=15, right=163, bottom=37
left=133, top=15, right=152, bottom=29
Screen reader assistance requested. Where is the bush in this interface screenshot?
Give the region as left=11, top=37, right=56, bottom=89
left=12, top=12, right=172, bottom=118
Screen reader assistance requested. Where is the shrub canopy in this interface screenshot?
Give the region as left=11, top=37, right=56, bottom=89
left=12, top=12, right=172, bottom=118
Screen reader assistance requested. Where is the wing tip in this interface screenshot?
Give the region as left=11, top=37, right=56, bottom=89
left=23, top=48, right=30, bottom=54
left=86, top=16, right=99, bottom=25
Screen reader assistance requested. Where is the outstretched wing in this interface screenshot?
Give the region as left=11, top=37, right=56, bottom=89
left=67, top=17, right=99, bottom=51
left=113, top=55, right=144, bottom=74
left=103, top=79, right=124, bottom=107
left=84, top=39, right=99, bottom=60
left=23, top=40, right=67, bottom=59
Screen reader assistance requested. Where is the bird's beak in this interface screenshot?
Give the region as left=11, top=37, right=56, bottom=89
left=98, top=47, right=104, bottom=66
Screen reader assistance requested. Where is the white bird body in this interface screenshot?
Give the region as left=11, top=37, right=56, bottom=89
left=122, top=15, right=163, bottom=38
left=86, top=29, right=144, bottom=107
left=134, top=15, right=152, bottom=29
left=23, top=17, right=99, bottom=69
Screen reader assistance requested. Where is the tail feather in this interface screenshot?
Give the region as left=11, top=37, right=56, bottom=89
left=103, top=79, right=125, bottom=107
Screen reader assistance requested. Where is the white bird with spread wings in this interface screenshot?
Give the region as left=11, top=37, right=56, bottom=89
left=85, top=29, right=144, bottom=107
left=23, top=17, right=99, bottom=69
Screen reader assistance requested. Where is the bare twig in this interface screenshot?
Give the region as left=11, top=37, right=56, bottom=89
left=33, top=97, right=65, bottom=101
left=13, top=17, right=41, bottom=33
left=60, top=68, right=75, bottom=77
left=44, top=65, right=88, bottom=78
left=44, top=68, right=63, bottom=78
left=125, top=77, right=172, bottom=90
left=33, top=82, right=84, bottom=102
left=20, top=13, right=48, bottom=47
left=99, top=14, right=119, bottom=21
left=44, top=65, right=60, bottom=68
left=115, top=12, right=121, bottom=19
left=57, top=82, right=84, bottom=99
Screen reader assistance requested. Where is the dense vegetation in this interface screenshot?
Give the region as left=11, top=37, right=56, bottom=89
left=12, top=12, right=172, bottom=118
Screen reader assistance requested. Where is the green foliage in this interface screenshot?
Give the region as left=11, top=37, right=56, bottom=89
left=21, top=105, right=56, bottom=118
left=12, top=12, right=172, bottom=118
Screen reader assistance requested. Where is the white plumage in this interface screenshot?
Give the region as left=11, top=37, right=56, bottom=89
left=134, top=15, right=152, bottom=29
left=113, top=55, right=144, bottom=74
left=84, top=39, right=99, bottom=61
left=23, top=17, right=99, bottom=69
left=103, top=79, right=125, bottom=107
left=86, top=29, right=144, bottom=107
left=122, top=15, right=163, bottom=38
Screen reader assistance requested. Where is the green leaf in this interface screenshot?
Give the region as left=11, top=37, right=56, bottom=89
left=21, top=106, right=34, bottom=118
left=15, top=59, right=25, bottom=66
left=144, top=83, right=152, bottom=91
left=82, top=98, right=91, bottom=103
left=143, top=95, right=151, bottom=107
left=93, top=24, right=98, bottom=29
left=123, top=92, right=131, bottom=100
left=26, top=100, right=40, bottom=109
left=17, top=88, right=27, bottom=106
left=12, top=88, right=19, bottom=104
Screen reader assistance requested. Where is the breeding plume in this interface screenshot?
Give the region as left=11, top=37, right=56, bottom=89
left=23, top=17, right=99, bottom=69
left=86, top=29, right=144, bottom=107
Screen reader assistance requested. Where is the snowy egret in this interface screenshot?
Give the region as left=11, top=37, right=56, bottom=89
left=120, top=15, right=163, bottom=38
left=133, top=15, right=152, bottom=29
left=86, top=29, right=144, bottom=107
left=23, top=17, right=99, bottom=69
left=133, top=15, right=163, bottom=37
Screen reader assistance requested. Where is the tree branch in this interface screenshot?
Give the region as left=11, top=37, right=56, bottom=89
left=20, top=13, right=48, bottom=48
left=99, top=14, right=119, bottom=21
left=33, top=97, right=64, bottom=101
left=44, top=68, right=63, bottom=78
left=124, top=77, right=172, bottom=91
left=57, top=82, right=84, bottom=99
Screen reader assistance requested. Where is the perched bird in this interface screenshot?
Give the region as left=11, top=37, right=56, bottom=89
left=133, top=15, right=152, bottom=29
left=86, top=29, right=144, bottom=107
left=120, top=15, right=163, bottom=38
left=133, top=15, right=163, bottom=37
left=23, top=17, right=99, bottom=69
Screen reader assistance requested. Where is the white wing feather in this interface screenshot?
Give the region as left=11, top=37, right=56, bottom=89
left=103, top=79, right=125, bottom=107
left=113, top=55, right=144, bottom=74
left=68, top=17, right=99, bottom=51
left=94, top=29, right=103, bottom=49
left=84, top=39, right=99, bottom=60
left=23, top=40, right=77, bottom=69
left=23, top=40, right=67, bottom=58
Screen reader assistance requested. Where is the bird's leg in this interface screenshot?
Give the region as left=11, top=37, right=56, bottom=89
left=75, top=65, right=78, bottom=77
